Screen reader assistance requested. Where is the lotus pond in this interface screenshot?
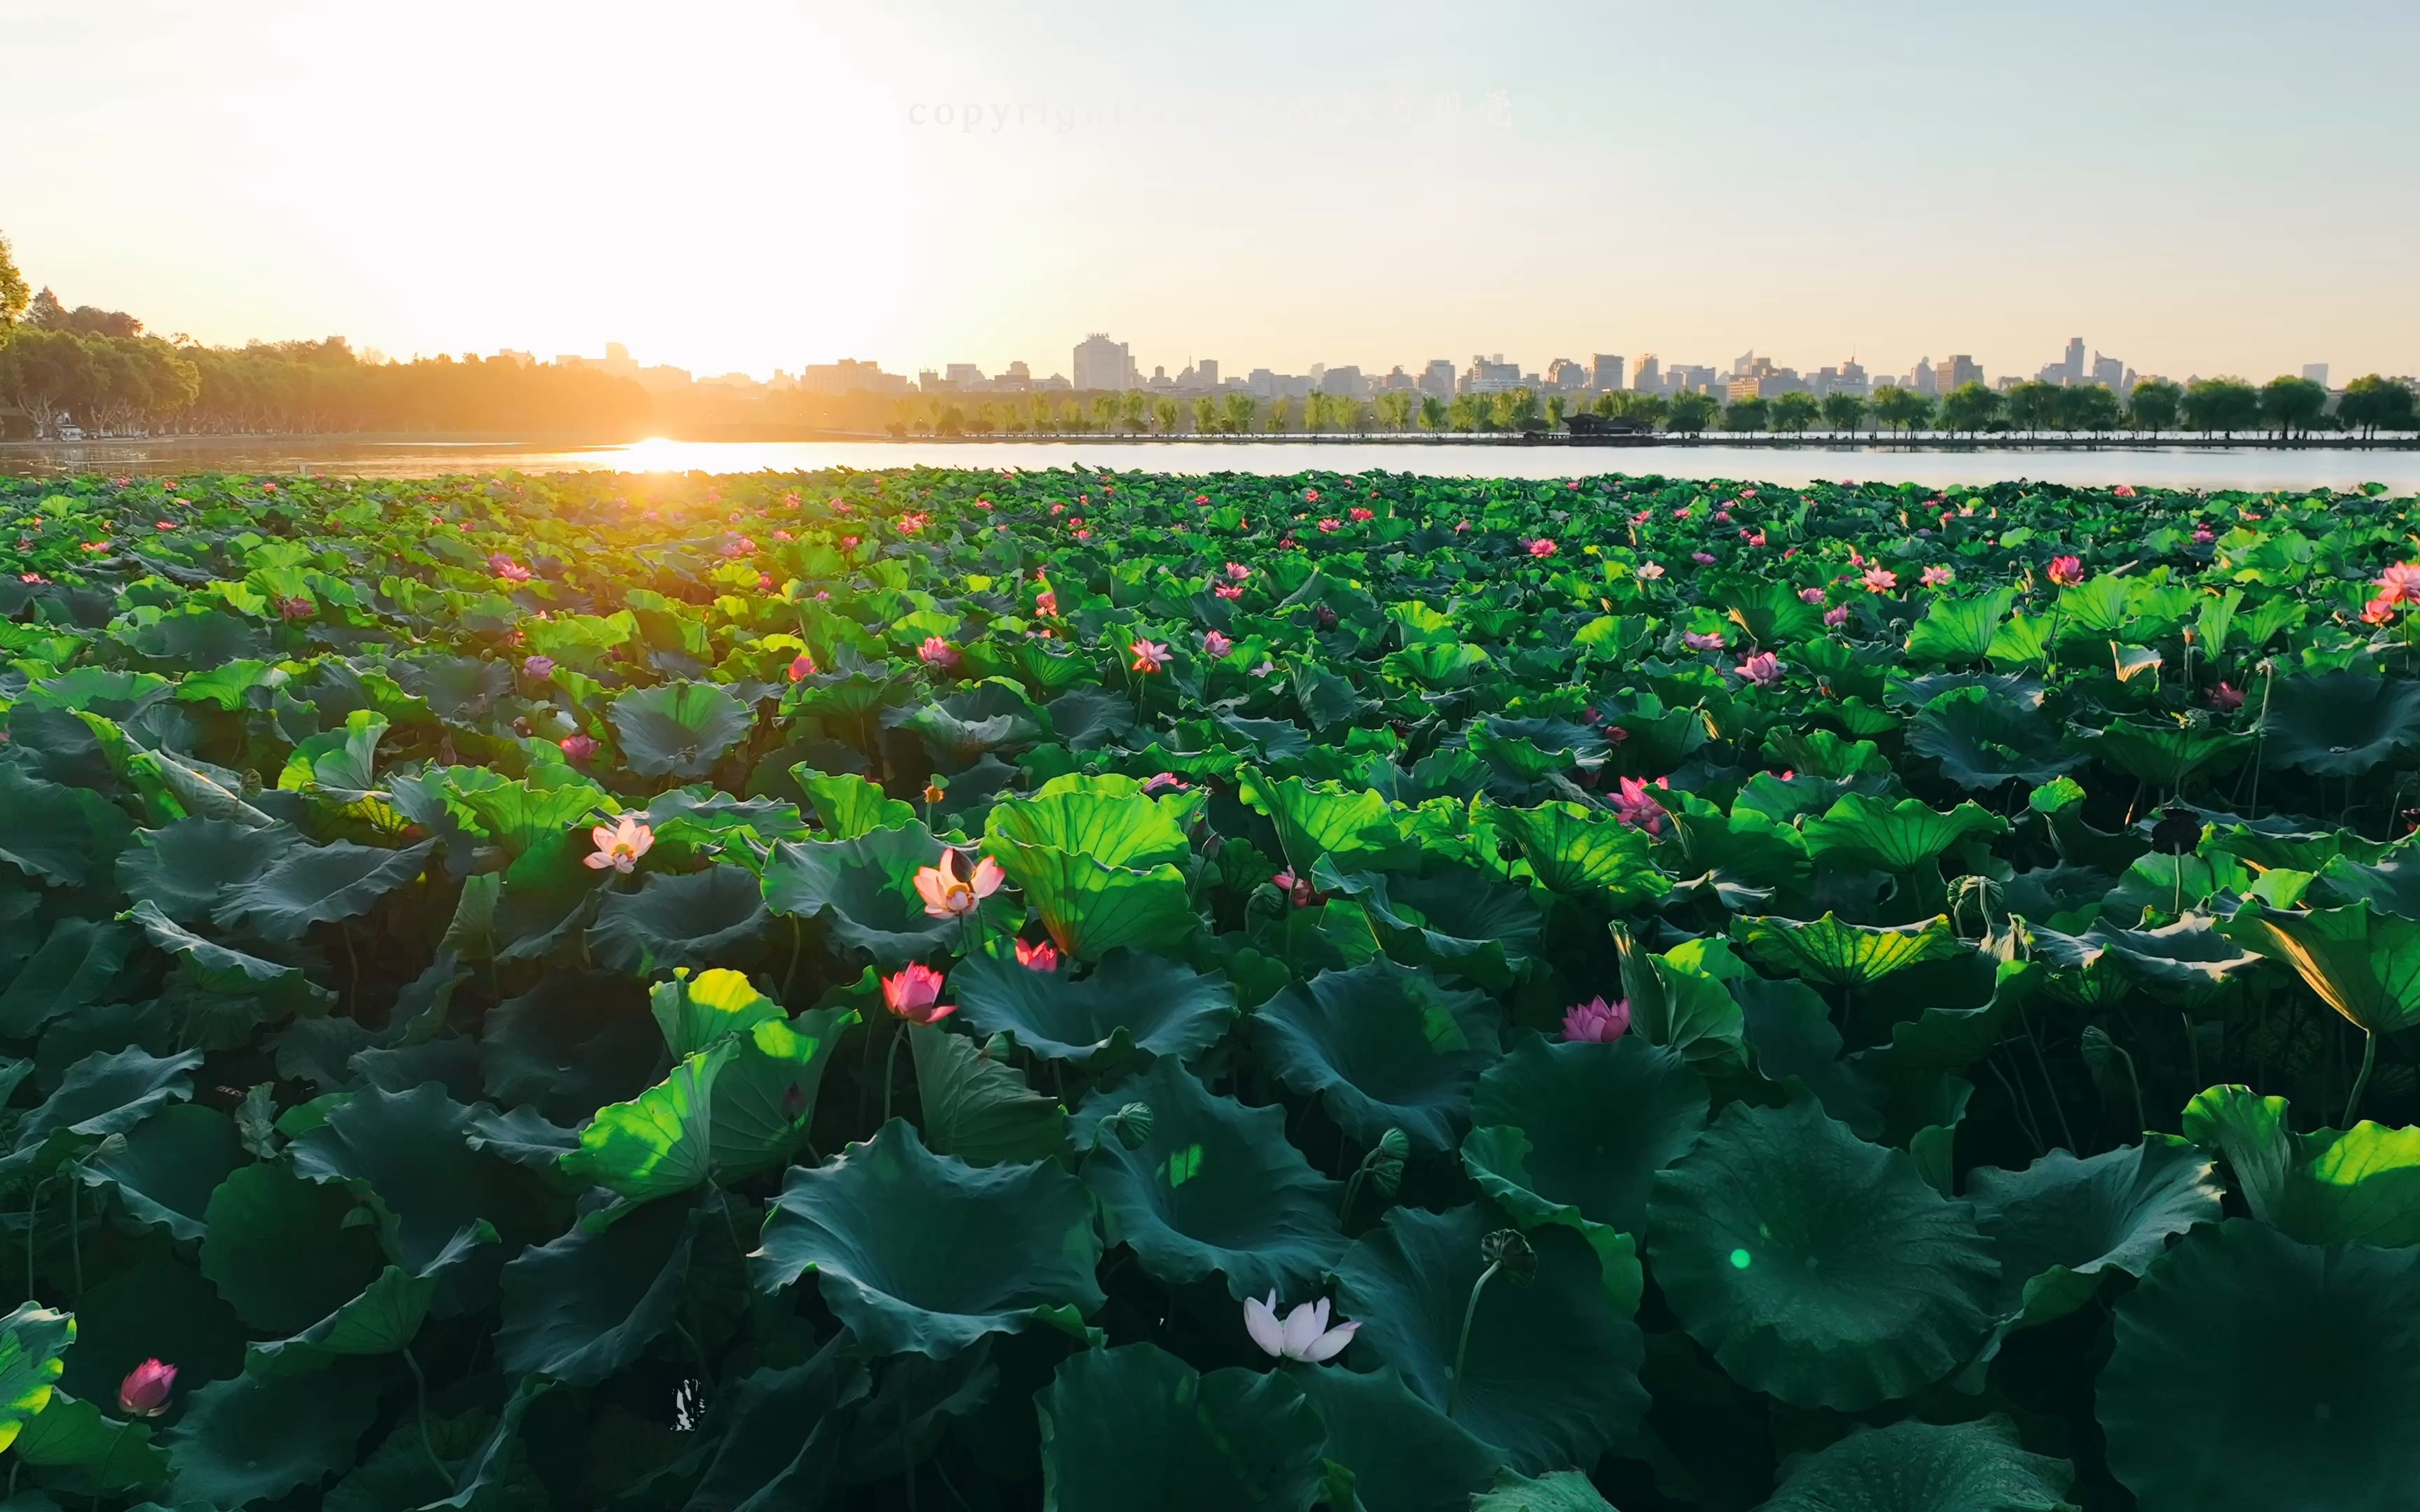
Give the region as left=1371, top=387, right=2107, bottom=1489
left=1, top=465, right=2416, bottom=1511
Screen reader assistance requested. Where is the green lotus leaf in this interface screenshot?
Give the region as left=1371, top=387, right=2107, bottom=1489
left=1733, top=912, right=1967, bottom=989
left=1462, top=1035, right=1708, bottom=1261
left=1076, top=1058, right=1342, bottom=1299
left=200, top=1161, right=389, bottom=1333
left=0, top=763, right=136, bottom=887
left=1250, top=957, right=1503, bottom=1151
left=1667, top=792, right=1813, bottom=891
left=1335, top=1203, right=1647, bottom=1474
left=2220, top=900, right=2420, bottom=1035
left=277, top=708, right=388, bottom=793
left=2311, top=849, right=2420, bottom=920
left=495, top=1191, right=710, bottom=1384
left=0, top=1303, right=74, bottom=1455
left=480, top=969, right=669, bottom=1122
left=762, top=822, right=966, bottom=968
left=1235, top=769, right=1412, bottom=872
left=588, top=862, right=773, bottom=974
left=951, top=946, right=1236, bottom=1064
left=1298, top=1364, right=1507, bottom=1512
left=1388, top=639, right=1494, bottom=690
left=2182, top=1084, right=2420, bottom=1247
left=910, top=1023, right=1070, bottom=1166
left=2262, top=669, right=2420, bottom=778
left=1470, top=1468, right=1620, bottom=1511
left=1646, top=1098, right=1999, bottom=1410
left=0, top=918, right=130, bottom=1040
left=287, top=1084, right=513, bottom=1275
left=161, top=1360, right=384, bottom=1507
left=53, top=1256, right=244, bottom=1411
left=1615, top=933, right=1748, bottom=1066
left=2075, top=720, right=2257, bottom=790
left=985, top=774, right=1199, bottom=869
left=2100, top=1219, right=2420, bottom=1512
left=986, top=838, right=1199, bottom=960
left=1037, top=1343, right=1326, bottom=1512
left=1711, top=572, right=1828, bottom=645
left=1489, top=801, right=1670, bottom=903
left=242, top=1226, right=488, bottom=1380
left=1967, top=1136, right=2223, bottom=1325
left=207, top=837, right=433, bottom=943
left=115, top=816, right=302, bottom=923
left=752, top=1120, right=1104, bottom=1357
left=125, top=738, right=280, bottom=829
left=0, top=1044, right=202, bottom=1182
left=651, top=966, right=785, bottom=1058
left=1323, top=863, right=1544, bottom=990
left=608, top=680, right=753, bottom=778
left=1803, top=794, right=2008, bottom=874
left=670, top=1345, right=873, bottom=1508
left=796, top=767, right=917, bottom=839
left=324, top=1374, right=552, bottom=1512
left=76, top=1101, right=244, bottom=1242
left=4, top=1387, right=170, bottom=1492
left=437, top=771, right=610, bottom=857
left=1757, top=1415, right=2076, bottom=1512
left=2027, top=914, right=2262, bottom=995
left=1906, top=685, right=2085, bottom=790
left=1903, top=587, right=2017, bottom=665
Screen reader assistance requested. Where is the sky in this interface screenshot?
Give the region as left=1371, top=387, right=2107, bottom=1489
left=6, top=0, right=2416, bottom=386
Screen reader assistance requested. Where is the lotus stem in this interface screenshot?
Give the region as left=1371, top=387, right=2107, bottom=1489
left=403, top=1345, right=446, bottom=1483
left=90, top=1418, right=135, bottom=1512
left=1447, top=1259, right=1503, bottom=1414
left=883, top=1021, right=907, bottom=1126
left=2345, top=1031, right=2378, bottom=1126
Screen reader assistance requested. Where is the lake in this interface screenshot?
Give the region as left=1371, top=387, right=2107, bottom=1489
left=4, top=435, right=2418, bottom=492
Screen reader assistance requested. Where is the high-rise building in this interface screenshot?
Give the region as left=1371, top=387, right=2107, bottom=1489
left=1319, top=365, right=1364, bottom=396
left=2091, top=352, right=2125, bottom=389
left=2038, top=337, right=2087, bottom=386
left=1590, top=354, right=1625, bottom=392
left=1418, top=360, right=1456, bottom=400
left=1196, top=358, right=1218, bottom=389
left=1460, top=354, right=1522, bottom=394
left=2304, top=363, right=2330, bottom=388
left=1073, top=333, right=1133, bottom=391
left=1634, top=354, right=1661, bottom=393
left=1935, top=354, right=1983, bottom=392
left=1544, top=358, right=1589, bottom=393
left=944, top=363, right=985, bottom=388
left=798, top=358, right=910, bottom=396
left=1912, top=358, right=1939, bottom=397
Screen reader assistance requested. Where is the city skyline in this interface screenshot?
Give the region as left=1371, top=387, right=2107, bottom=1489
left=6, top=0, right=2416, bottom=385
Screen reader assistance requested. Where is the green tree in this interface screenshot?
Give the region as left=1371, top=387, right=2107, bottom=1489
left=1621, top=392, right=1672, bottom=429
left=0, top=229, right=27, bottom=330
left=2180, top=377, right=2260, bottom=438
left=1222, top=391, right=1258, bottom=435
left=1374, top=390, right=1413, bottom=431
left=1665, top=391, right=1718, bottom=433
left=1120, top=389, right=1148, bottom=434
left=1770, top=390, right=1820, bottom=434
left=2003, top=380, right=2057, bottom=436
left=1150, top=395, right=1179, bottom=433
left=1819, top=392, right=1865, bottom=435
left=1303, top=392, right=1329, bottom=433
left=1417, top=394, right=1448, bottom=432
left=0, top=327, right=96, bottom=437
left=1492, top=386, right=1541, bottom=433
left=2127, top=379, right=2181, bottom=434
left=1937, top=382, right=2003, bottom=438
left=1722, top=396, right=1769, bottom=433
left=1330, top=396, right=1364, bottom=433
left=1089, top=393, right=1118, bottom=433
left=1264, top=396, right=1292, bottom=433
left=2258, top=374, right=2329, bottom=440
left=1870, top=384, right=1933, bottom=437
left=1190, top=396, right=1216, bottom=433
left=2059, top=383, right=2123, bottom=435
left=2339, top=374, right=2419, bottom=439
left=1448, top=393, right=1483, bottom=432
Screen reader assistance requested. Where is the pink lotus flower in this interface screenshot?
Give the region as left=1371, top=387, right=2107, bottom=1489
left=1350, top=507, right=1375, bottom=522
left=1562, top=996, right=1631, bottom=1044
left=1861, top=568, right=1899, bottom=593
left=2209, top=681, right=2245, bottom=711
left=1824, top=606, right=1850, bottom=628
left=1035, top=589, right=1059, bottom=616
left=786, top=652, right=817, bottom=681
left=1691, top=551, right=1717, bottom=565
left=1203, top=630, right=1232, bottom=656
left=522, top=654, right=555, bottom=680
left=1142, top=771, right=1190, bottom=794
left=1528, top=538, right=1558, bottom=557
left=2113, top=484, right=2137, bottom=497
left=1225, top=562, right=1251, bottom=581
left=919, top=636, right=960, bottom=668
left=2192, top=526, right=2215, bottom=545
left=1612, top=776, right=1669, bottom=836
left=756, top=573, right=775, bottom=593
left=2362, top=597, right=2397, bottom=626
left=278, top=596, right=313, bottom=621
left=2047, top=555, right=2085, bottom=587
left=1015, top=938, right=1061, bottom=972
left=119, top=1359, right=177, bottom=1418
left=1130, top=639, right=1171, bottom=674
left=585, top=814, right=655, bottom=874
left=1683, top=631, right=1725, bottom=651
left=1195, top=493, right=1211, bottom=505
left=1798, top=587, right=1827, bottom=605
left=155, top=519, right=176, bottom=531
left=915, top=849, right=1006, bottom=919
left=1314, top=517, right=1339, bottom=533
left=898, top=512, right=929, bottom=534
left=491, top=554, right=533, bottom=583
left=723, top=536, right=756, bottom=558
left=559, top=734, right=599, bottom=764
left=1744, top=531, right=1768, bottom=547
left=1244, top=1293, right=1358, bottom=1363
left=1636, top=562, right=1665, bottom=581
left=1214, top=584, right=1245, bottom=600
left=1303, top=488, right=1321, bottom=503
left=1713, top=510, right=1734, bottom=524
left=2377, top=563, right=2420, bottom=605
left=882, top=964, right=954, bottom=1025
left=1737, top=651, right=1783, bottom=686
left=1921, top=566, right=1954, bottom=587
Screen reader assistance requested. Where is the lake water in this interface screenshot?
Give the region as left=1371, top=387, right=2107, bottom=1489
left=5, top=435, right=2418, bottom=493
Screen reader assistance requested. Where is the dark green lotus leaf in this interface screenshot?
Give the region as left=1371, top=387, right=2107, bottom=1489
left=951, top=946, right=1236, bottom=1064
left=0, top=918, right=132, bottom=1039
left=207, top=837, right=433, bottom=942
left=1470, top=1468, right=1620, bottom=1510
left=588, top=862, right=773, bottom=974
left=461, top=1104, right=584, bottom=1168
left=277, top=708, right=387, bottom=794
left=1322, top=863, right=1543, bottom=988
left=116, top=816, right=302, bottom=923
left=55, top=1257, right=245, bottom=1410
left=609, top=680, right=753, bottom=778
left=287, top=1083, right=509, bottom=1275
left=200, top=1161, right=389, bottom=1333
left=2221, top=900, right=2420, bottom=1035
left=2182, top=1084, right=2420, bottom=1247
left=494, top=1191, right=709, bottom=1384
left=910, top=1023, right=1069, bottom=1167
left=762, top=822, right=966, bottom=969
left=76, top=1101, right=244, bottom=1241
left=1758, top=1415, right=2075, bottom=1512
left=2262, top=669, right=2420, bottom=778
left=2312, top=849, right=2420, bottom=920
left=752, top=1120, right=1104, bottom=1357
left=1038, top=1343, right=1326, bottom=1512
left=1803, top=794, right=2008, bottom=874
left=125, top=900, right=335, bottom=1018
left=1668, top=792, right=1814, bottom=893
left=1613, top=933, right=1748, bottom=1068
left=1489, top=801, right=1669, bottom=904
left=0, top=763, right=135, bottom=887
left=2101, top=1219, right=2420, bottom=1512
left=2027, top=914, right=2262, bottom=995
left=1336, top=1202, right=1647, bottom=1473
left=0, top=1303, right=74, bottom=1455
left=1906, top=685, right=2085, bottom=790
left=0, top=1044, right=202, bottom=1182
left=1076, top=1057, right=1342, bottom=1299
left=1299, top=1364, right=1505, bottom=1512
left=1967, top=1136, right=2223, bottom=1325
left=1250, top=957, right=1503, bottom=1151
left=324, top=1375, right=551, bottom=1512
left=4, top=1387, right=170, bottom=1492
left=162, top=1359, right=384, bottom=1506
left=1647, top=1098, right=1999, bottom=1410
left=2075, top=720, right=2256, bottom=789
left=242, top=1226, right=489, bottom=1380
left=1463, top=1035, right=1707, bottom=1260
left=1733, top=912, right=1967, bottom=989
left=676, top=1343, right=867, bottom=1511
left=1235, top=769, right=1412, bottom=873
left=480, top=969, right=662, bottom=1122
left=650, top=965, right=786, bottom=1058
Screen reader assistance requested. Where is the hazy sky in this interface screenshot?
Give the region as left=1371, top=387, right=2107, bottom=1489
left=7, top=0, right=2416, bottom=385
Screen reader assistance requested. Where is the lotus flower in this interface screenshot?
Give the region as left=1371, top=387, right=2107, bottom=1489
left=1141, top=771, right=1189, bottom=794
left=491, top=554, right=533, bottom=583
left=1797, top=587, right=1827, bottom=605
left=1304, top=488, right=1321, bottom=503
left=2113, top=484, right=2137, bottom=497
left=2047, top=555, right=2085, bottom=586
left=1226, top=562, right=1252, bottom=581
left=919, top=636, right=960, bottom=668
left=915, top=849, right=1005, bottom=919
left=1203, top=629, right=1232, bottom=657
left=2363, top=597, right=2397, bottom=626
left=882, top=964, right=954, bottom=1024
left=1562, top=996, right=1631, bottom=1044
left=1683, top=631, right=1725, bottom=652
left=585, top=814, right=655, bottom=873
left=1692, top=551, right=1718, bottom=565
left=1034, top=589, right=1058, bottom=617
left=1244, top=1293, right=1358, bottom=1363
left=1824, top=605, right=1850, bottom=627
left=1015, top=938, right=1061, bottom=972
left=787, top=652, right=817, bottom=681
left=2192, top=526, right=2216, bottom=545
left=1528, top=538, right=1558, bottom=557
left=898, top=512, right=928, bottom=534
left=1636, top=561, right=1665, bottom=580
left=118, top=1358, right=177, bottom=1418
left=559, top=734, right=599, bottom=764
left=1130, top=639, right=1171, bottom=674
left=522, top=654, right=555, bottom=680
left=1319, top=518, right=1342, bottom=533
left=1921, top=566, right=1955, bottom=587
left=1737, top=651, right=1783, bottom=686
left=1612, top=776, right=1669, bottom=836
left=1214, top=584, right=1245, bottom=600
left=2209, top=681, right=2245, bottom=711
left=1861, top=567, right=1899, bottom=593
left=1350, top=506, right=1375, bottom=522
left=2377, top=563, right=2420, bottom=605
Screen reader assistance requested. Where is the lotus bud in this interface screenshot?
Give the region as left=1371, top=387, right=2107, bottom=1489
left=1481, top=1228, right=1538, bottom=1284
left=1104, top=1102, right=1156, bottom=1149
left=1369, top=1128, right=1410, bottom=1196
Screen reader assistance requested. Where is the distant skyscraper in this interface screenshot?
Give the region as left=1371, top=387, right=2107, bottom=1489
left=944, top=363, right=985, bottom=388
left=1418, top=360, right=1456, bottom=400
left=1319, top=365, right=1364, bottom=397
left=1935, top=354, right=1983, bottom=392
left=2038, top=337, right=2087, bottom=386
left=1544, top=357, right=1588, bottom=393
left=1073, top=332, right=1133, bottom=391
left=1634, top=354, right=1660, bottom=392
left=1590, top=354, right=1625, bottom=392
left=1197, top=358, right=1218, bottom=389
left=1460, top=354, right=1522, bottom=394
left=2091, top=352, right=2125, bottom=389
left=2303, top=362, right=2330, bottom=387
left=1912, top=358, right=1938, bottom=396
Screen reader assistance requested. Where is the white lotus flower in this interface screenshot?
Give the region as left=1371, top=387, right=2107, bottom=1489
left=1243, top=1292, right=1358, bottom=1363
